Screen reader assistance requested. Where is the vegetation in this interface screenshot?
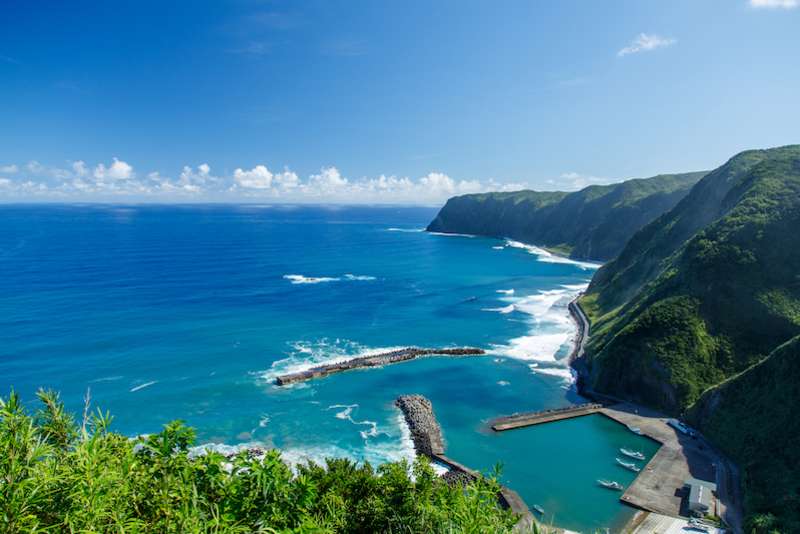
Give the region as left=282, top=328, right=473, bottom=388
left=690, top=337, right=800, bottom=534
left=426, top=171, right=705, bottom=261
left=0, top=389, right=522, bottom=533
left=578, top=144, right=800, bottom=532
left=582, top=145, right=800, bottom=412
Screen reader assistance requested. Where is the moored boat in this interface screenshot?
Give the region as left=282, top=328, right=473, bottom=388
left=597, top=479, right=624, bottom=491
left=619, top=447, right=645, bottom=460
left=615, top=457, right=641, bottom=472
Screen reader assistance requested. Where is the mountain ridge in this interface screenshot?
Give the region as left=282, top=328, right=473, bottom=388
left=426, top=171, right=706, bottom=261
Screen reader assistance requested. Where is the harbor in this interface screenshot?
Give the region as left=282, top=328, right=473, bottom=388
left=488, top=399, right=741, bottom=532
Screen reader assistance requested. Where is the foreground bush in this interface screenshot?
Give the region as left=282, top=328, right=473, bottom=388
left=0, top=389, right=520, bottom=533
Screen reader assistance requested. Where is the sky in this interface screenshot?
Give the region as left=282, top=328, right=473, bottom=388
left=1, top=0, right=798, bottom=204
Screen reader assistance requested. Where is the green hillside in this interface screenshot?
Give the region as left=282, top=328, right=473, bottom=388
left=426, top=172, right=705, bottom=261
left=689, top=337, right=800, bottom=533
left=579, top=145, right=800, bottom=532
left=581, top=145, right=800, bottom=412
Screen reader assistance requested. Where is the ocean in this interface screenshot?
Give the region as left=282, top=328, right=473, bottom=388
left=0, top=205, right=658, bottom=532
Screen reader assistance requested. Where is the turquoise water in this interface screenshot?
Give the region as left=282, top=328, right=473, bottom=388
left=0, top=205, right=656, bottom=532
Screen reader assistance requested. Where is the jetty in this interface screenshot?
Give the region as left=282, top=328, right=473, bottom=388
left=275, top=347, right=484, bottom=385
left=490, top=403, right=603, bottom=431
left=395, top=395, right=536, bottom=533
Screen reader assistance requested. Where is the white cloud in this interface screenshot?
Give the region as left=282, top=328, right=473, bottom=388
left=0, top=164, right=18, bottom=174
left=750, top=0, right=798, bottom=7
left=72, top=161, right=89, bottom=177
left=93, top=157, right=134, bottom=180
left=0, top=157, right=533, bottom=204
left=618, top=33, right=676, bottom=57
left=234, top=165, right=274, bottom=189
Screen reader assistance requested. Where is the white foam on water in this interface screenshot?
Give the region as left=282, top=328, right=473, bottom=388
left=283, top=274, right=339, bottom=284
left=482, top=304, right=516, bottom=314
left=283, top=273, right=376, bottom=285
left=496, top=289, right=515, bottom=295
left=90, top=375, right=123, bottom=383
left=343, top=274, right=377, bottom=281
left=385, top=227, right=424, bottom=233
left=497, top=380, right=511, bottom=386
left=504, top=239, right=601, bottom=271
left=428, top=231, right=476, bottom=238
left=328, top=403, right=384, bottom=441
left=489, top=282, right=589, bottom=385
left=492, top=245, right=505, bottom=250
left=129, top=380, right=157, bottom=393
left=530, top=365, right=576, bottom=383
left=257, top=339, right=408, bottom=385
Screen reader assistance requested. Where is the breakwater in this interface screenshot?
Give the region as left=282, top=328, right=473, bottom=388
left=490, top=403, right=604, bottom=431
left=394, top=394, right=535, bottom=532
left=275, top=347, right=485, bottom=385
left=395, top=395, right=445, bottom=457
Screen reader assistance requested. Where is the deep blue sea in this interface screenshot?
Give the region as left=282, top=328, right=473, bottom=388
left=0, top=205, right=658, bottom=532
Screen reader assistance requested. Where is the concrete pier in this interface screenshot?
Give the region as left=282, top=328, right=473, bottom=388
left=274, top=347, right=484, bottom=385
left=489, top=403, right=603, bottom=431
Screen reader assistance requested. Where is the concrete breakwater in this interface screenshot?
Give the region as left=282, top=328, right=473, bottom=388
left=394, top=394, right=535, bottom=532
left=490, top=402, right=604, bottom=431
left=275, top=347, right=484, bottom=385
left=395, top=395, right=445, bottom=456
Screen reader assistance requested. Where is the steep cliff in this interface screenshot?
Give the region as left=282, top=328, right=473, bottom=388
left=426, top=172, right=705, bottom=261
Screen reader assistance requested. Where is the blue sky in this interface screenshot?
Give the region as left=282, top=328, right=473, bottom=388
left=1, top=0, right=798, bottom=203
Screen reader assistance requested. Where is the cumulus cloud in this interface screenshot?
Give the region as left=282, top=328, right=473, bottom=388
left=618, top=33, right=676, bottom=57
left=0, top=164, right=18, bottom=174
left=234, top=165, right=274, bottom=189
left=93, top=157, right=134, bottom=180
left=750, top=0, right=798, bottom=7
left=0, top=157, right=532, bottom=204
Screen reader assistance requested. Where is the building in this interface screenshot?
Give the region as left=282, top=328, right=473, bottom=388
left=684, top=477, right=717, bottom=516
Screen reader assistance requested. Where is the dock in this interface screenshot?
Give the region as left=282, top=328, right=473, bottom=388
left=274, top=347, right=484, bottom=385
left=489, top=403, right=603, bottom=431
left=488, top=401, right=740, bottom=532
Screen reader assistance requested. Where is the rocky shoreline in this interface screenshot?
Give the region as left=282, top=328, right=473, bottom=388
left=275, top=347, right=485, bottom=385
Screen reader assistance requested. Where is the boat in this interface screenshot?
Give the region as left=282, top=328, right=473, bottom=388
left=615, top=457, right=641, bottom=472
left=533, top=504, right=545, bottom=515
left=627, top=424, right=643, bottom=435
left=597, top=479, right=624, bottom=491
left=687, top=518, right=710, bottom=532
left=619, top=448, right=645, bottom=460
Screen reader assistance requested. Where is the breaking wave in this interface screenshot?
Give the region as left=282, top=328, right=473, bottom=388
left=504, top=240, right=601, bottom=271
left=283, top=273, right=376, bottom=284
left=256, top=339, right=407, bottom=385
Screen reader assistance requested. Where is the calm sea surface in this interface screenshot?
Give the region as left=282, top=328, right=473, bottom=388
left=0, top=205, right=658, bottom=532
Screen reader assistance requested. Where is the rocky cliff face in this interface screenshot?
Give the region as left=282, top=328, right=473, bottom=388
left=426, top=171, right=704, bottom=261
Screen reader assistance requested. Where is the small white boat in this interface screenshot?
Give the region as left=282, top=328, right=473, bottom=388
left=533, top=504, right=545, bottom=515
left=627, top=424, right=643, bottom=435
left=620, top=448, right=645, bottom=460
left=597, top=479, right=624, bottom=491
left=615, top=457, right=641, bottom=472
left=687, top=518, right=710, bottom=532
